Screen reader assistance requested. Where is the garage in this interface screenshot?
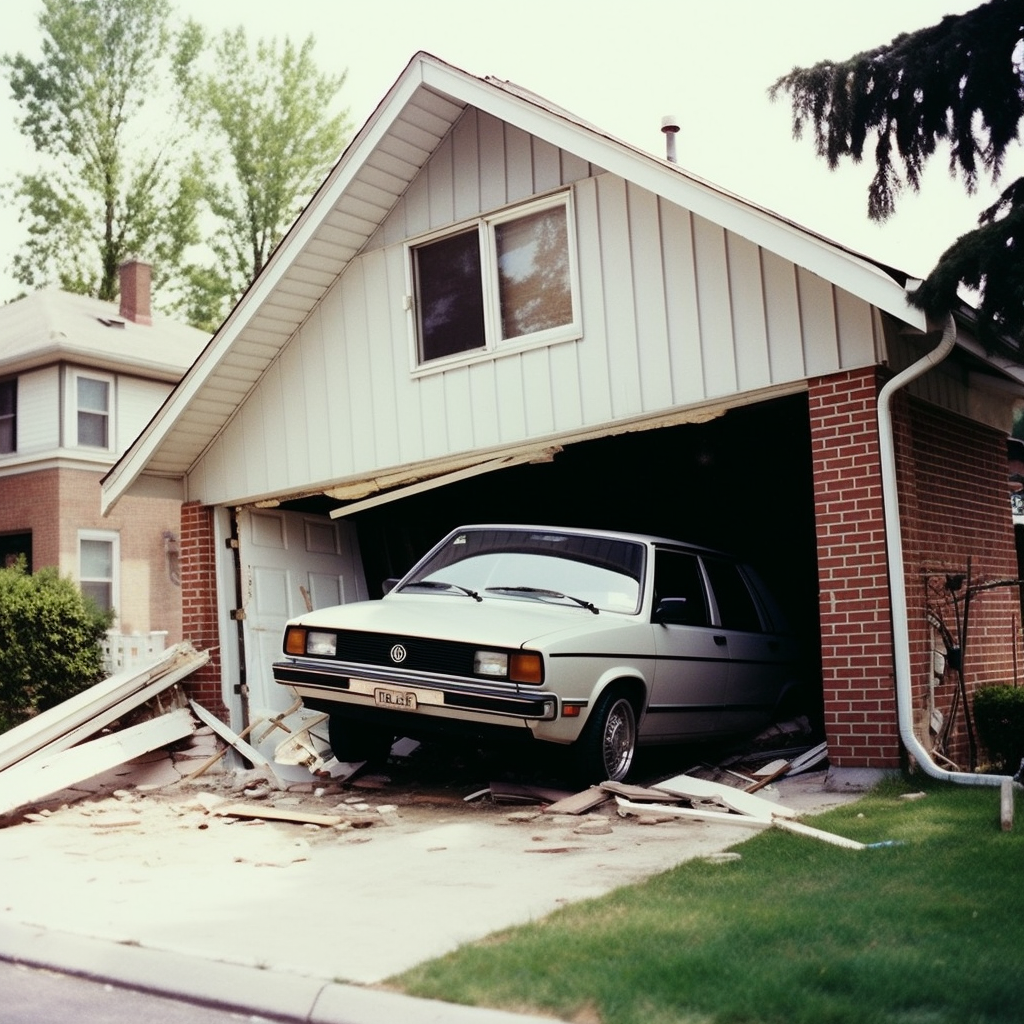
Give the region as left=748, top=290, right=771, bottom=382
left=104, top=54, right=1022, bottom=783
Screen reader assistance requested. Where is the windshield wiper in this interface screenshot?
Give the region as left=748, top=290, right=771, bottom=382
left=485, top=586, right=599, bottom=614
left=404, top=579, right=482, bottom=601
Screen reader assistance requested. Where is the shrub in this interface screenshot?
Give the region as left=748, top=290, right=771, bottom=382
left=0, top=559, right=113, bottom=731
left=973, top=685, right=1024, bottom=772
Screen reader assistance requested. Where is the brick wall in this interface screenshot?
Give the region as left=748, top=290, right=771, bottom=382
left=180, top=501, right=229, bottom=720
left=809, top=368, right=901, bottom=768
left=809, top=369, right=1018, bottom=771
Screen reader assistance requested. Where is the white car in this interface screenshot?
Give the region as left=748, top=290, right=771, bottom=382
left=273, top=524, right=801, bottom=782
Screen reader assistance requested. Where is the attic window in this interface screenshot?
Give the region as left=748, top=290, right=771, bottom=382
left=409, top=191, right=580, bottom=368
left=97, top=317, right=126, bottom=329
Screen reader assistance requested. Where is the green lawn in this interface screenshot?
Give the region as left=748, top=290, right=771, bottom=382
left=388, top=777, right=1024, bottom=1024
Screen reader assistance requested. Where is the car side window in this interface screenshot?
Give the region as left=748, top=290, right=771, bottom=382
left=702, top=558, right=763, bottom=632
left=653, top=550, right=710, bottom=627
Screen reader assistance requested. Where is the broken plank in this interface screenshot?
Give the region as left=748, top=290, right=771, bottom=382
left=488, top=781, right=575, bottom=804
left=0, top=645, right=208, bottom=774
left=215, top=803, right=345, bottom=827
left=773, top=817, right=866, bottom=850
left=652, top=774, right=797, bottom=819
left=0, top=707, right=195, bottom=816
left=543, top=787, right=611, bottom=814
left=615, top=796, right=773, bottom=828
left=599, top=781, right=685, bottom=803
left=1001, top=777, right=1014, bottom=832
left=189, top=701, right=284, bottom=788
left=745, top=761, right=792, bottom=794
left=785, top=741, right=828, bottom=776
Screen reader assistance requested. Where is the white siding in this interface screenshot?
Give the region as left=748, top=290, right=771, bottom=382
left=15, top=367, right=59, bottom=453
left=187, top=113, right=881, bottom=507
left=117, top=377, right=171, bottom=453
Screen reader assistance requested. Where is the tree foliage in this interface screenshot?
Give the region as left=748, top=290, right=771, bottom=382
left=2, top=0, right=204, bottom=302
left=0, top=560, right=112, bottom=732
left=178, top=28, right=351, bottom=330
left=770, top=0, right=1024, bottom=356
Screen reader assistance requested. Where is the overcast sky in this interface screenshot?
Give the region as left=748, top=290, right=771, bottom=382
left=0, top=0, right=1000, bottom=307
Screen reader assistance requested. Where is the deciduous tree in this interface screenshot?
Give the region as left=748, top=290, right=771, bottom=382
left=3, top=0, right=203, bottom=302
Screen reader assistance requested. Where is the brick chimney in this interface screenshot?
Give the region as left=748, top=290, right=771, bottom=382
left=119, top=259, right=152, bottom=326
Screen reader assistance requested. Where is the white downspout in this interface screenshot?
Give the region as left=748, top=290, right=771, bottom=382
left=878, top=311, right=1008, bottom=785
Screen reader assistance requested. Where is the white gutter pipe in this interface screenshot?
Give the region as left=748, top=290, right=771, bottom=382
left=878, top=311, right=1008, bottom=785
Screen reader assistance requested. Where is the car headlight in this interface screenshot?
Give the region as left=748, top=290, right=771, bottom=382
left=473, top=649, right=543, bottom=684
left=284, top=626, right=337, bottom=657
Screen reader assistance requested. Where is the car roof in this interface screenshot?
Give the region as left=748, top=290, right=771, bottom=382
left=446, top=524, right=732, bottom=559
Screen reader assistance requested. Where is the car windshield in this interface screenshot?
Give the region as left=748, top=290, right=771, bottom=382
left=399, top=528, right=645, bottom=613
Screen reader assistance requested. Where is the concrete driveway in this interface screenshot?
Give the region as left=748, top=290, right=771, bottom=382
left=0, top=736, right=860, bottom=989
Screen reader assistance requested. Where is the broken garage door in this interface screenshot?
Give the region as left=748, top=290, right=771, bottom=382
left=236, top=507, right=367, bottom=761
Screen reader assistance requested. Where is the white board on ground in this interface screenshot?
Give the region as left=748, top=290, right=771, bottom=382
left=652, top=774, right=798, bottom=818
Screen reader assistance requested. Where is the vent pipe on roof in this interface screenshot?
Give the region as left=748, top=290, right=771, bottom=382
left=119, top=259, right=152, bottom=326
left=661, top=115, right=680, bottom=163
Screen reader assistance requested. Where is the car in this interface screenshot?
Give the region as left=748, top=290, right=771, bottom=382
left=272, top=524, right=802, bottom=782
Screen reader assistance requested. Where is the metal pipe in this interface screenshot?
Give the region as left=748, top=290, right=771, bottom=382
left=877, top=311, right=1009, bottom=785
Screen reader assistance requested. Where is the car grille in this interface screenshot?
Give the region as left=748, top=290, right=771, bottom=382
left=333, top=630, right=481, bottom=679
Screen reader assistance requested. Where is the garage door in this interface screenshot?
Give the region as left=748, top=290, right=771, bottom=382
left=238, top=508, right=367, bottom=755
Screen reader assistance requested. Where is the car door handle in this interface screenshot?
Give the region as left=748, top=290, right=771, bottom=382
left=713, top=635, right=727, bottom=646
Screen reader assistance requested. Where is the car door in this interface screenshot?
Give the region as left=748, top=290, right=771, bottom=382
left=701, top=557, right=786, bottom=734
left=648, top=548, right=730, bottom=739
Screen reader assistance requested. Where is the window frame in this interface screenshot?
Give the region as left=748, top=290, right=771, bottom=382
left=0, top=378, right=16, bottom=455
left=406, top=190, right=582, bottom=373
left=70, top=369, right=115, bottom=451
left=78, top=529, right=120, bottom=618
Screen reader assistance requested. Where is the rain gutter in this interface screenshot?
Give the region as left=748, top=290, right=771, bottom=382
left=878, top=310, right=1008, bottom=785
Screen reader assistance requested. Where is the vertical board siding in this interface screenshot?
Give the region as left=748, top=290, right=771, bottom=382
left=188, top=119, right=880, bottom=506
left=16, top=367, right=59, bottom=453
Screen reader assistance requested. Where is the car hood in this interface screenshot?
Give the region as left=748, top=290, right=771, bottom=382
left=286, top=594, right=640, bottom=650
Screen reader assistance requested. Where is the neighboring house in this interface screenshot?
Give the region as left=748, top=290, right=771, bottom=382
left=102, top=54, right=1023, bottom=782
left=0, top=261, right=208, bottom=658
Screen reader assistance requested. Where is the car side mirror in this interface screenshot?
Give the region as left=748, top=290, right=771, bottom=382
left=381, top=578, right=400, bottom=595
left=653, top=597, right=690, bottom=625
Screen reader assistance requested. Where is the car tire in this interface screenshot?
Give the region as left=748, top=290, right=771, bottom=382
left=327, top=714, right=393, bottom=764
left=574, top=688, right=637, bottom=783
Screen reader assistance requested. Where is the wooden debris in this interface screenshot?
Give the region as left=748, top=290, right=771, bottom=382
left=215, top=803, right=345, bottom=827
left=0, top=644, right=208, bottom=774
left=1001, top=777, right=1014, bottom=832
left=652, top=774, right=798, bottom=819
left=784, top=741, right=828, bottom=776
left=773, top=818, right=866, bottom=850
left=488, top=781, right=576, bottom=805
left=189, top=701, right=284, bottom=789
left=543, top=787, right=611, bottom=815
left=599, top=781, right=685, bottom=803
left=615, top=796, right=773, bottom=828
left=745, top=760, right=791, bottom=794
left=0, top=707, right=195, bottom=816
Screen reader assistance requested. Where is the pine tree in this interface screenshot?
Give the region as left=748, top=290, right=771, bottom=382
left=770, top=0, right=1024, bottom=357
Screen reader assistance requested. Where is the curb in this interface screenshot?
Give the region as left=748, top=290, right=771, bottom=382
left=0, top=921, right=551, bottom=1024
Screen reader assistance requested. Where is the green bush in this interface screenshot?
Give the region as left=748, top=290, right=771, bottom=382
left=0, top=560, right=113, bottom=732
left=973, top=685, right=1024, bottom=772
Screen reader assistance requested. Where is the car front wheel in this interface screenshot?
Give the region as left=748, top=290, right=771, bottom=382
left=574, top=689, right=637, bottom=783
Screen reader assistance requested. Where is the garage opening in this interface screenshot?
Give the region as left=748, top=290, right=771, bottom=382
left=279, top=392, right=823, bottom=728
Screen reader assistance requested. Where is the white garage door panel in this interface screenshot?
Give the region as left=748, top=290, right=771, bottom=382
left=239, top=508, right=367, bottom=763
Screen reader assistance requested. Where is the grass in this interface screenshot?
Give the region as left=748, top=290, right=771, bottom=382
left=387, top=777, right=1024, bottom=1024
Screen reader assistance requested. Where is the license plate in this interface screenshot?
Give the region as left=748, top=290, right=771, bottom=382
left=374, top=686, right=417, bottom=710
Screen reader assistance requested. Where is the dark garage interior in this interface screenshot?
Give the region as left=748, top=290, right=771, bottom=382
left=283, top=392, right=824, bottom=727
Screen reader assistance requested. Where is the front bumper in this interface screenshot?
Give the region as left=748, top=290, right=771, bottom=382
left=273, top=660, right=559, bottom=726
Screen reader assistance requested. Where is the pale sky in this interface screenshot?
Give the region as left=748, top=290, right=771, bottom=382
left=0, top=0, right=1002, bottom=307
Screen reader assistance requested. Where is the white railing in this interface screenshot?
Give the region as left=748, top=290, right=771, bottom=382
left=101, top=630, right=169, bottom=675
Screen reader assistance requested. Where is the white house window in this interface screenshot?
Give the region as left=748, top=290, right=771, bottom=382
left=410, top=192, right=580, bottom=367
left=0, top=379, right=15, bottom=454
left=79, top=531, right=119, bottom=614
left=76, top=374, right=111, bottom=448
